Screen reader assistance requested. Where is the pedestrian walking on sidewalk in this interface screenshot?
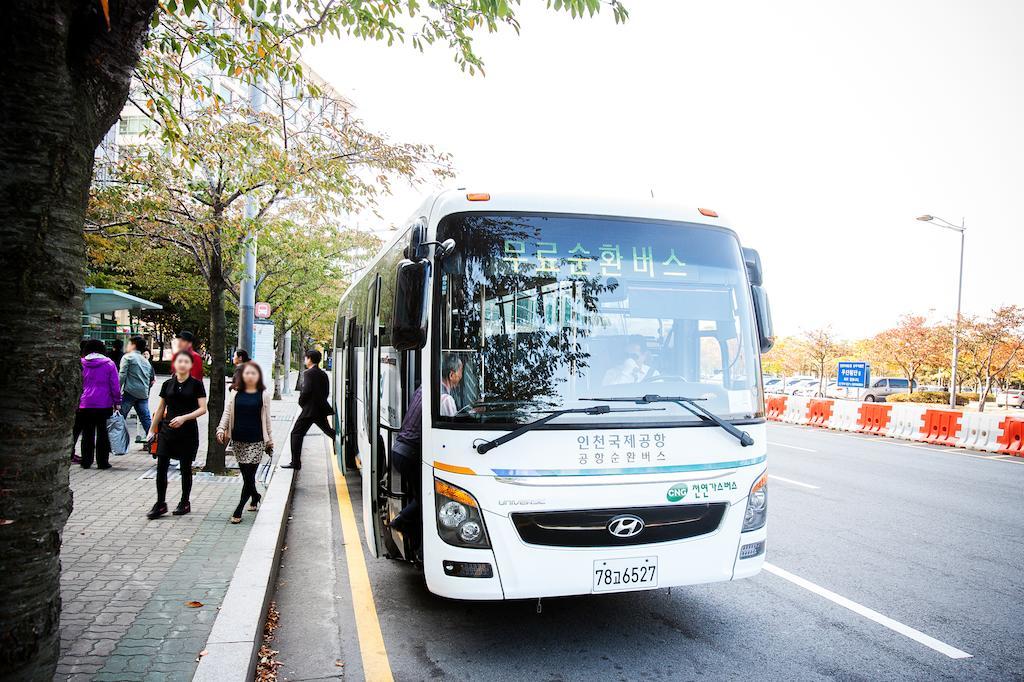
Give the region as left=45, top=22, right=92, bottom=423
left=78, top=339, right=121, bottom=469
left=217, top=361, right=274, bottom=524
left=119, top=336, right=155, bottom=446
left=283, top=349, right=334, bottom=471
left=146, top=351, right=207, bottom=519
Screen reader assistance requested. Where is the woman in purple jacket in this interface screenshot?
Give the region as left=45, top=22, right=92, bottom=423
left=78, top=339, right=121, bottom=469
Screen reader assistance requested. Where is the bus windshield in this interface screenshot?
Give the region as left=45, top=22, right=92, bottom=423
left=434, top=212, right=762, bottom=426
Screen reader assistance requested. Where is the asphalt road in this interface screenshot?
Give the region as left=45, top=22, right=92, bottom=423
left=271, top=425, right=1024, bottom=681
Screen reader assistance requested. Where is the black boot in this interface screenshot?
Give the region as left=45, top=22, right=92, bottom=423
left=146, top=502, right=168, bottom=520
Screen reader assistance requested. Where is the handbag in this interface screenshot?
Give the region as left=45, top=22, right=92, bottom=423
left=147, top=422, right=161, bottom=456
left=106, top=411, right=130, bottom=456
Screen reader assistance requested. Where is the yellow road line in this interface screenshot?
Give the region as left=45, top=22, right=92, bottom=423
left=330, top=451, right=394, bottom=681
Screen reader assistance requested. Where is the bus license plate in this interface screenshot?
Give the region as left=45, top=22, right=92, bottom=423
left=592, top=557, right=658, bottom=592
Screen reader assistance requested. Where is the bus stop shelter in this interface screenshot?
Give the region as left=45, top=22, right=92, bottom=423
left=82, top=287, right=163, bottom=343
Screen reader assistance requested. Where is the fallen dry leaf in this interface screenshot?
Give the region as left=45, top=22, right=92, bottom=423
left=335, top=659, right=345, bottom=667
left=185, top=601, right=204, bottom=608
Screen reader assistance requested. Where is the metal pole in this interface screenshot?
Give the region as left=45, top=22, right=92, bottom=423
left=282, top=325, right=293, bottom=395
left=949, top=220, right=965, bottom=409
left=236, top=80, right=264, bottom=357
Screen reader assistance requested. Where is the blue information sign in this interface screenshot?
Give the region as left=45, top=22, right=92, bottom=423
left=837, top=362, right=870, bottom=388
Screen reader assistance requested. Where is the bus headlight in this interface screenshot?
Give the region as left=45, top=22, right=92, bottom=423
left=741, top=473, right=767, bottom=532
left=434, top=478, right=491, bottom=549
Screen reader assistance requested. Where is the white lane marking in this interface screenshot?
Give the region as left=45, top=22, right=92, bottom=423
left=770, top=442, right=818, bottom=453
left=768, top=474, right=819, bottom=489
left=843, top=435, right=1004, bottom=461
left=763, top=563, right=972, bottom=659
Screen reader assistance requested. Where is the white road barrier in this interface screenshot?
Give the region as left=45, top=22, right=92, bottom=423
left=783, top=395, right=811, bottom=425
left=829, top=400, right=860, bottom=432
left=955, top=412, right=1004, bottom=452
left=887, top=404, right=927, bottom=441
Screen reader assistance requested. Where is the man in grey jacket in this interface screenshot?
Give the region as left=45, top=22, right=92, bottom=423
left=119, top=336, right=156, bottom=443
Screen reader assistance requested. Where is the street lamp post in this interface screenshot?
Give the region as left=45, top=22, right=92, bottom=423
left=916, top=214, right=966, bottom=409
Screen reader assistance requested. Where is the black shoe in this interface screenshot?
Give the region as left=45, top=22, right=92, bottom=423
left=97, top=463, right=112, bottom=470
left=147, top=502, right=168, bottom=520
left=281, top=463, right=300, bottom=470
left=172, top=501, right=191, bottom=516
left=247, top=494, right=262, bottom=512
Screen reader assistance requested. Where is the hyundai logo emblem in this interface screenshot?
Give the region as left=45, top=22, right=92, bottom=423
left=607, top=514, right=645, bottom=538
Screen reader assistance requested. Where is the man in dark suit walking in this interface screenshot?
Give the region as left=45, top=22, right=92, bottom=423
left=283, top=349, right=334, bottom=470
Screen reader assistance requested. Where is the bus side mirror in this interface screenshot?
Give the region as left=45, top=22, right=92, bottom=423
left=742, top=247, right=764, bottom=286
left=751, top=285, right=775, bottom=353
left=404, top=221, right=427, bottom=260
left=392, top=259, right=431, bottom=350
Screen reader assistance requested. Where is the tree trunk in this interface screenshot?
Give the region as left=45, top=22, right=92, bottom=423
left=0, top=2, right=156, bottom=677
left=978, top=376, right=992, bottom=413
left=205, top=274, right=228, bottom=474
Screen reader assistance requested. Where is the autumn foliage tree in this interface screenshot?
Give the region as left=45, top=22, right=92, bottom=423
left=252, top=219, right=380, bottom=397
left=2, top=1, right=628, bottom=676
left=869, top=315, right=945, bottom=394
left=958, top=305, right=1024, bottom=411
left=801, top=327, right=848, bottom=394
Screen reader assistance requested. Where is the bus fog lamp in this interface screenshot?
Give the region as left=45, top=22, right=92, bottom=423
left=439, top=501, right=468, bottom=529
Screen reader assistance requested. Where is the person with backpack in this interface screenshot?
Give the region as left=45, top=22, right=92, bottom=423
left=119, top=336, right=155, bottom=446
left=78, top=339, right=121, bottom=469
left=217, top=361, right=273, bottom=524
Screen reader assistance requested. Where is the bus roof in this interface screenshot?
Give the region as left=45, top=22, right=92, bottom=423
left=422, top=189, right=733, bottom=230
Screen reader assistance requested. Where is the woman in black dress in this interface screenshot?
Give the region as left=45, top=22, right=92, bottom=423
left=146, top=350, right=208, bottom=519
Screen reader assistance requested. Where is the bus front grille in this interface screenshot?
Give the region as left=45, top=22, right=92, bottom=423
left=510, top=503, right=728, bottom=548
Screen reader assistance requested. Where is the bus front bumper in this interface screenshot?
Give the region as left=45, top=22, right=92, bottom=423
left=423, top=499, right=766, bottom=601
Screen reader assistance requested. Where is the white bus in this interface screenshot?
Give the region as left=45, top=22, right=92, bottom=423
left=331, top=191, right=775, bottom=600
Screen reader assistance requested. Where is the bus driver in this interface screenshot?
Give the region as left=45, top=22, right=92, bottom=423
left=602, top=337, right=659, bottom=385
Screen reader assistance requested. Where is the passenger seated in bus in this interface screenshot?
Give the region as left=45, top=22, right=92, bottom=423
left=602, top=338, right=658, bottom=385
left=389, top=386, right=423, bottom=544
left=439, top=354, right=463, bottom=416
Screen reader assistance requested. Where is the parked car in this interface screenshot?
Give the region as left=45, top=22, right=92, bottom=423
left=996, top=389, right=1024, bottom=408
left=792, top=379, right=825, bottom=397
left=782, top=376, right=816, bottom=395
left=862, top=377, right=918, bottom=402
left=764, top=377, right=784, bottom=393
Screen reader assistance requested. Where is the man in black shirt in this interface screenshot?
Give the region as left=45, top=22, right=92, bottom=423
left=283, top=349, right=334, bottom=470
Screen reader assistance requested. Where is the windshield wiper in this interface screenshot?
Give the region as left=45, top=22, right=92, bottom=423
left=474, top=405, right=665, bottom=454
left=581, top=394, right=754, bottom=447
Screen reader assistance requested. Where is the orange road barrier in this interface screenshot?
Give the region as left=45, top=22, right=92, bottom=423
left=766, top=395, right=788, bottom=421
left=857, top=403, right=893, bottom=435
left=996, top=417, right=1024, bottom=456
left=806, top=399, right=834, bottom=427
left=919, top=409, right=963, bottom=446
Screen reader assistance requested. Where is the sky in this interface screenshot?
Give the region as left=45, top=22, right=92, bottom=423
left=305, top=0, right=1024, bottom=339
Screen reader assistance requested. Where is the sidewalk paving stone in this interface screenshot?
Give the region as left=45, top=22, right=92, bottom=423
left=55, top=379, right=298, bottom=681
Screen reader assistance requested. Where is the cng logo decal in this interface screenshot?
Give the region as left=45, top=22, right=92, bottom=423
left=666, top=483, right=689, bottom=502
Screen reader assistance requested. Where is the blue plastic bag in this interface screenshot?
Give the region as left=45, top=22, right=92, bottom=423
left=106, top=412, right=130, bottom=456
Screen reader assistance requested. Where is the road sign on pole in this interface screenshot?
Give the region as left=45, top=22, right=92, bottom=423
left=837, top=361, right=870, bottom=388
left=254, top=301, right=271, bottom=319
